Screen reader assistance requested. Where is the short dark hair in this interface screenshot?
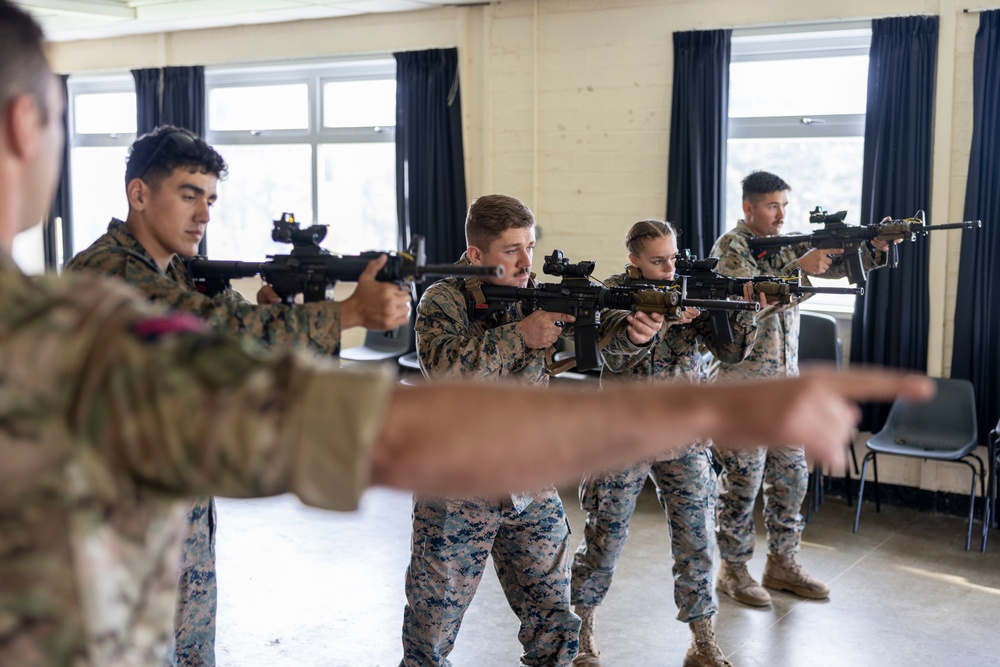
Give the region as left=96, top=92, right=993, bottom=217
left=125, top=125, right=228, bottom=187
left=625, top=219, right=676, bottom=256
left=0, top=0, right=52, bottom=124
left=465, top=194, right=535, bottom=250
left=741, top=171, right=791, bottom=202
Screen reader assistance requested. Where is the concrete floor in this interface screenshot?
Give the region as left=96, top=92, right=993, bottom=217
left=214, top=486, right=1000, bottom=667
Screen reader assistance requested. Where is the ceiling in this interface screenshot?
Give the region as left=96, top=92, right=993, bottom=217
left=16, top=0, right=469, bottom=42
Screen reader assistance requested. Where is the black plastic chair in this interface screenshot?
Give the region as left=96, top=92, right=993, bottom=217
left=798, top=311, right=857, bottom=518
left=983, top=418, right=1000, bottom=550
left=853, top=377, right=987, bottom=552
left=339, top=326, right=412, bottom=362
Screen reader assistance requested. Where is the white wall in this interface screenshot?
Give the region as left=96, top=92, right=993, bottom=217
left=48, top=0, right=989, bottom=497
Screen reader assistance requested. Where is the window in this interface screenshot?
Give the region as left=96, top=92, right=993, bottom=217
left=727, top=23, right=872, bottom=311
left=205, top=58, right=397, bottom=261
left=66, top=75, right=136, bottom=256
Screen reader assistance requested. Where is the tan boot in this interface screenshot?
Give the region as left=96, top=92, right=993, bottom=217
left=762, top=553, right=830, bottom=599
left=684, top=617, right=733, bottom=667
left=573, top=605, right=602, bottom=667
left=716, top=560, right=771, bottom=607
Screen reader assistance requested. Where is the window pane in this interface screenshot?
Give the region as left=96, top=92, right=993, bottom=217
left=74, top=92, right=137, bottom=135
left=209, top=144, right=313, bottom=260
left=12, top=224, right=45, bottom=275
left=729, top=56, right=869, bottom=118
left=725, top=137, right=864, bottom=310
left=209, top=84, right=309, bottom=131
left=725, top=137, right=864, bottom=235
left=317, top=143, right=397, bottom=254
left=322, top=79, right=396, bottom=128
left=70, top=146, right=131, bottom=254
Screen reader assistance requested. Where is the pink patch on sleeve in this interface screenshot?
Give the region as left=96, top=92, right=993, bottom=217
left=132, top=313, right=208, bottom=340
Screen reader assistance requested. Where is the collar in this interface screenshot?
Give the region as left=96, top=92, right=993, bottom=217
left=106, top=218, right=185, bottom=277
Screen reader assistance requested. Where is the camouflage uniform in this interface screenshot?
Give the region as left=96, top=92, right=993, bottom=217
left=401, top=267, right=644, bottom=667
left=66, top=219, right=345, bottom=667
left=0, top=249, right=392, bottom=667
left=709, top=221, right=884, bottom=562
left=570, top=271, right=757, bottom=622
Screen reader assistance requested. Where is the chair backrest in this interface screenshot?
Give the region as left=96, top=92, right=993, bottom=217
left=361, top=325, right=412, bottom=354
left=798, top=311, right=842, bottom=368
left=879, top=378, right=977, bottom=449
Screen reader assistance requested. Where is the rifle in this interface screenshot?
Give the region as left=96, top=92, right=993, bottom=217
left=622, top=252, right=863, bottom=345
left=187, top=212, right=503, bottom=303
left=466, top=250, right=758, bottom=373
left=747, top=208, right=981, bottom=285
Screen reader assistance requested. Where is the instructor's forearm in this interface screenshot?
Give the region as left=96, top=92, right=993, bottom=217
left=371, top=383, right=716, bottom=495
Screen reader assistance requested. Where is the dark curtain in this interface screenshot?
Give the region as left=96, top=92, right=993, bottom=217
left=162, top=67, right=205, bottom=137
left=131, top=66, right=207, bottom=253
left=131, top=66, right=205, bottom=136
left=951, top=10, right=1000, bottom=444
left=131, top=68, right=161, bottom=136
left=46, top=74, right=73, bottom=270
left=851, top=16, right=938, bottom=431
left=665, top=29, right=731, bottom=259
left=394, top=48, right=467, bottom=265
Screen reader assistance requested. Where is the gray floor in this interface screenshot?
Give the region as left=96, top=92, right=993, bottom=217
left=215, top=485, right=1000, bottom=667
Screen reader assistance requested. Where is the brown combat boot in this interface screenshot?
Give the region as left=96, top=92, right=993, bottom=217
left=573, top=605, right=602, bottom=667
left=762, top=553, right=830, bottom=599
left=684, top=617, right=733, bottom=667
left=716, top=560, right=771, bottom=607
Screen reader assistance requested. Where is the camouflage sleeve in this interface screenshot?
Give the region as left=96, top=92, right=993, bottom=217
left=691, top=309, right=758, bottom=364
left=68, top=282, right=391, bottom=511
left=597, top=309, right=649, bottom=357
left=711, top=232, right=764, bottom=278
left=66, top=247, right=342, bottom=355
left=415, top=280, right=532, bottom=381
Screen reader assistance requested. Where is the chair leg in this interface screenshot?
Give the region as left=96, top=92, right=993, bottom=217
left=844, top=442, right=855, bottom=507
left=966, top=469, right=978, bottom=552
left=854, top=453, right=874, bottom=533
left=873, top=453, right=881, bottom=513
left=850, top=442, right=860, bottom=476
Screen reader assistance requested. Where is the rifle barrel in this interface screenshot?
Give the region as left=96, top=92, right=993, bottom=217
left=795, top=285, right=865, bottom=296
left=421, top=264, right=504, bottom=278
left=187, top=259, right=265, bottom=278
left=918, top=220, right=981, bottom=231
left=683, top=298, right=760, bottom=312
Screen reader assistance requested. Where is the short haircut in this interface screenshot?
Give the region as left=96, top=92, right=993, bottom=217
left=465, top=194, right=535, bottom=251
left=741, top=170, right=791, bottom=202
left=125, top=125, right=228, bottom=188
left=625, top=219, right=676, bottom=256
left=0, top=0, right=52, bottom=124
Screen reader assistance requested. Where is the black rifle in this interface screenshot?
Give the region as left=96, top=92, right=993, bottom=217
left=187, top=213, right=503, bottom=302
left=747, top=208, right=981, bottom=285
left=623, top=252, right=863, bottom=345
left=467, top=250, right=757, bottom=372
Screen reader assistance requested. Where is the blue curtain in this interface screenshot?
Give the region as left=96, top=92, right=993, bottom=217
left=131, top=66, right=207, bottom=253
left=131, top=66, right=205, bottom=136
left=951, top=10, right=1000, bottom=443
left=393, top=48, right=467, bottom=265
left=850, top=15, right=938, bottom=431
left=666, top=29, right=731, bottom=259
left=47, top=74, right=72, bottom=270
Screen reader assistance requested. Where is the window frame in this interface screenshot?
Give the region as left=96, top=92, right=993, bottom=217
left=727, top=21, right=872, bottom=314
left=728, top=21, right=871, bottom=141
left=204, top=56, right=397, bottom=233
